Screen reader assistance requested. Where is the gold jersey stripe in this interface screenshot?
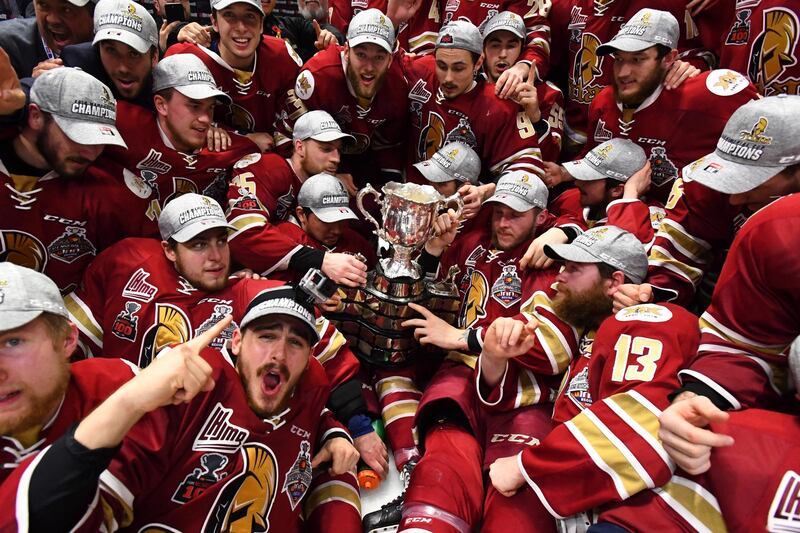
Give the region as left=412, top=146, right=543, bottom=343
left=304, top=479, right=361, bottom=515
left=64, top=293, right=103, bottom=347
left=655, top=477, right=727, bottom=533
left=648, top=245, right=704, bottom=284
left=376, top=376, right=422, bottom=399
left=656, top=219, right=710, bottom=261
left=381, top=399, right=419, bottom=426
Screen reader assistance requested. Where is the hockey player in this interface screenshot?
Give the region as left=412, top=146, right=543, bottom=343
left=95, top=53, right=258, bottom=236
left=280, top=8, right=409, bottom=185
left=613, top=94, right=800, bottom=308
left=8, top=280, right=361, bottom=533
left=402, top=20, right=545, bottom=181
left=366, top=173, right=574, bottom=533
left=0, top=67, right=133, bottom=294
left=227, top=110, right=369, bottom=287
left=573, top=8, right=758, bottom=205
left=485, top=226, right=722, bottom=531
left=166, top=0, right=302, bottom=147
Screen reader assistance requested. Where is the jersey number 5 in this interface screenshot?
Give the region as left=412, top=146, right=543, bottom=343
left=611, top=334, right=662, bottom=383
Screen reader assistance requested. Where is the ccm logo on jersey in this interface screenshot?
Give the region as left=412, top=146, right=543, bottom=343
left=490, top=433, right=541, bottom=446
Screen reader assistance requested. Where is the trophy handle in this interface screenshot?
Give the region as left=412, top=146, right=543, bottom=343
left=356, top=184, right=381, bottom=233
left=442, top=192, right=465, bottom=220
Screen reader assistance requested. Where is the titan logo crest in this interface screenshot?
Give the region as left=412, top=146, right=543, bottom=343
left=570, top=33, right=603, bottom=104
left=205, top=443, right=279, bottom=532
left=227, top=102, right=257, bottom=132
left=459, top=270, right=488, bottom=328
left=139, top=304, right=192, bottom=367
left=418, top=112, right=446, bottom=160
left=740, top=117, right=773, bottom=144
left=749, top=8, right=799, bottom=91
left=0, top=230, right=47, bottom=272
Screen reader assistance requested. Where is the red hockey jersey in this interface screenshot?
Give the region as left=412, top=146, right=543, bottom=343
left=402, top=53, right=545, bottom=180
left=678, top=193, right=800, bottom=410
left=98, top=101, right=258, bottom=235
left=279, top=45, right=409, bottom=180
left=584, top=69, right=759, bottom=204
left=166, top=37, right=302, bottom=134
left=563, top=0, right=715, bottom=147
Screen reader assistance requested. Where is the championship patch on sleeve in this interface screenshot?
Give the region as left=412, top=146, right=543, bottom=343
left=123, top=168, right=153, bottom=199
left=615, top=304, right=673, bottom=323
left=295, top=71, right=315, bottom=100
left=706, top=69, right=750, bottom=96
left=233, top=153, right=262, bottom=169
left=285, top=39, right=303, bottom=67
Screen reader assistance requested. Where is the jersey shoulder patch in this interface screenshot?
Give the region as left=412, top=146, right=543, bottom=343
left=295, top=70, right=316, bottom=100
left=706, top=69, right=750, bottom=96
left=615, top=304, right=673, bottom=323
left=234, top=152, right=262, bottom=169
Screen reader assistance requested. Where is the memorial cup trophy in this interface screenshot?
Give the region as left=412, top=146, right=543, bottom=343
left=326, top=182, right=464, bottom=367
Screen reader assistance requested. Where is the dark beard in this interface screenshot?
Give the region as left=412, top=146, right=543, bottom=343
left=552, top=281, right=613, bottom=329
left=614, top=65, right=666, bottom=107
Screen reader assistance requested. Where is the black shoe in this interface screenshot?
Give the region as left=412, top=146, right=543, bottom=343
left=362, top=460, right=418, bottom=533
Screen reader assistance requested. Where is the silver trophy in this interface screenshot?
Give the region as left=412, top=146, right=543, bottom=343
left=356, top=182, right=464, bottom=279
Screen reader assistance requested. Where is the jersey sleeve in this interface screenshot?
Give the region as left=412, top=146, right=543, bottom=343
left=475, top=356, right=559, bottom=412
left=518, top=304, right=699, bottom=518
left=605, top=199, right=657, bottom=247
left=679, top=200, right=800, bottom=409
left=509, top=0, right=552, bottom=79
left=313, top=314, right=360, bottom=389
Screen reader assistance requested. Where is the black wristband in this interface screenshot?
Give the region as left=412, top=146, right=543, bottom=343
left=289, top=246, right=325, bottom=272
left=417, top=249, right=441, bottom=276
left=669, top=382, right=734, bottom=411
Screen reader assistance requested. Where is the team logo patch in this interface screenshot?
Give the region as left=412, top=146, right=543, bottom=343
left=195, top=304, right=237, bottom=349
left=445, top=118, right=477, bottom=148
left=282, top=441, right=313, bottom=510
left=137, top=148, right=172, bottom=174
left=295, top=71, right=316, bottom=100
left=122, top=268, right=158, bottom=302
left=203, top=443, right=278, bottom=532
left=740, top=117, right=773, bottom=144
left=111, top=301, right=141, bottom=342
left=193, top=403, right=250, bottom=453
left=615, top=304, right=672, bottom=323
left=726, top=9, right=752, bottom=45
left=139, top=303, right=191, bottom=367
left=665, top=178, right=684, bottom=210
left=459, top=270, right=488, bottom=328
left=749, top=8, right=799, bottom=93
left=172, top=453, right=229, bottom=504
left=0, top=230, right=47, bottom=272
left=648, top=147, right=678, bottom=186
left=491, top=265, right=523, bottom=308
left=122, top=168, right=153, bottom=199
left=232, top=187, right=264, bottom=211
left=567, top=366, right=592, bottom=409
left=767, top=470, right=800, bottom=532
left=227, top=103, right=256, bottom=132
left=570, top=32, right=604, bottom=105
left=593, top=118, right=613, bottom=143
left=275, top=187, right=295, bottom=221
left=409, top=79, right=432, bottom=104
left=234, top=152, right=262, bottom=169
left=47, top=227, right=96, bottom=264
left=706, top=69, right=750, bottom=96
left=418, top=111, right=446, bottom=160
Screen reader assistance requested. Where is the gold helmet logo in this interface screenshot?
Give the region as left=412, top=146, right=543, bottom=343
left=0, top=230, right=47, bottom=272
left=596, top=144, right=613, bottom=158
left=139, top=304, right=191, bottom=367
left=640, top=11, right=652, bottom=25
left=206, top=443, right=279, bottom=533
left=740, top=116, right=773, bottom=144
left=459, top=270, right=488, bottom=328
left=447, top=148, right=459, bottom=159
left=574, top=33, right=603, bottom=95
left=127, top=3, right=136, bottom=14
left=749, top=8, right=799, bottom=89
left=419, top=112, right=446, bottom=160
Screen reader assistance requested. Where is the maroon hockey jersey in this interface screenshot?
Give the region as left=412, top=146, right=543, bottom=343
left=166, top=37, right=302, bottom=134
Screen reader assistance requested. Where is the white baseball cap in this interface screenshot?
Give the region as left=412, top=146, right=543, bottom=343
left=152, top=54, right=231, bottom=104
left=159, top=193, right=235, bottom=242
left=293, top=110, right=355, bottom=143
left=485, top=171, right=549, bottom=212
left=347, top=8, right=395, bottom=53
left=0, top=263, right=69, bottom=332
left=93, top=0, right=159, bottom=54
left=297, top=173, right=358, bottom=223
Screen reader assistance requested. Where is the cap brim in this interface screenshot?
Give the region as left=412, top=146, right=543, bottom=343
left=66, top=0, right=92, bottom=6
left=310, top=131, right=355, bottom=143
left=562, top=160, right=607, bottom=182
left=93, top=28, right=152, bottom=54
left=212, top=0, right=264, bottom=14
left=544, top=242, right=604, bottom=264
left=311, top=205, right=358, bottom=223
left=51, top=114, right=127, bottom=148
left=484, top=193, right=535, bottom=212
left=170, top=218, right=235, bottom=242
left=348, top=35, right=393, bottom=53
left=484, top=27, right=526, bottom=41
left=413, top=161, right=457, bottom=183
left=597, top=37, right=654, bottom=55
left=175, top=84, right=232, bottom=105
left=682, top=152, right=784, bottom=195
left=1, top=310, right=44, bottom=332
left=240, top=306, right=319, bottom=342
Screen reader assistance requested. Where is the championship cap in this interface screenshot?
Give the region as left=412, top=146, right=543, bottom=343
left=152, top=54, right=231, bottom=104
left=159, top=193, right=235, bottom=243
left=347, top=8, right=395, bottom=53
left=413, top=141, right=480, bottom=184
left=544, top=226, right=648, bottom=284
left=563, top=138, right=647, bottom=183
left=293, top=110, right=355, bottom=143
left=436, top=20, right=483, bottom=56
left=683, top=95, right=800, bottom=194
left=30, top=67, right=127, bottom=148
left=210, top=0, right=264, bottom=15
left=482, top=11, right=526, bottom=41
left=66, top=0, right=98, bottom=8
left=0, top=263, right=69, bottom=332
left=597, top=8, right=679, bottom=55
left=484, top=170, right=548, bottom=212
left=297, top=173, right=358, bottom=223
left=93, top=0, right=159, bottom=54
left=240, top=283, right=319, bottom=342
